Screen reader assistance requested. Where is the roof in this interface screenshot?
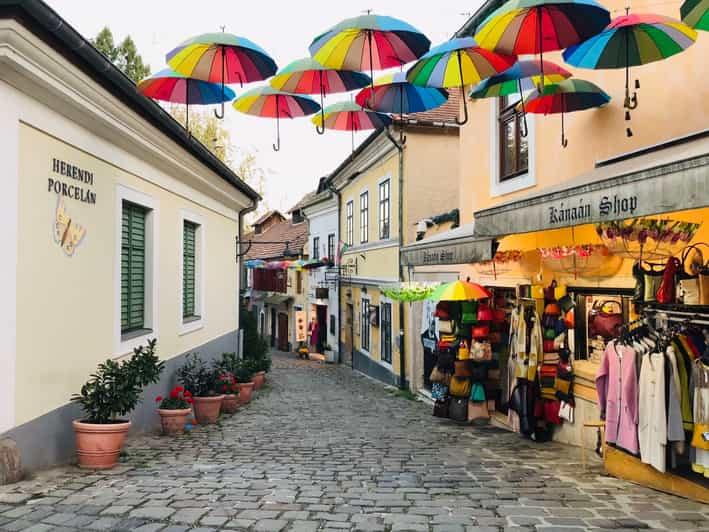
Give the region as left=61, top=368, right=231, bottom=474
left=287, top=191, right=319, bottom=213
left=397, top=90, right=462, bottom=125
left=0, top=0, right=259, bottom=203
left=252, top=210, right=284, bottom=227
left=454, top=0, right=506, bottom=38
left=245, top=216, right=309, bottom=261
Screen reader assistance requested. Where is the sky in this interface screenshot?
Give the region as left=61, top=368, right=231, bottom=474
left=46, top=0, right=482, bottom=214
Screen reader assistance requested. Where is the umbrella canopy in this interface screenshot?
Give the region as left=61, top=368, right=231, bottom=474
left=563, top=13, right=696, bottom=134
left=138, top=68, right=236, bottom=130
left=355, top=72, right=448, bottom=115
left=233, top=86, right=321, bottom=151
left=520, top=79, right=610, bottom=146
left=427, top=280, right=492, bottom=301
left=681, top=0, right=709, bottom=30
left=270, top=57, right=371, bottom=134
left=167, top=32, right=277, bottom=118
left=312, top=101, right=392, bottom=151
left=245, top=259, right=267, bottom=269
left=474, top=0, right=610, bottom=89
left=406, top=37, right=516, bottom=124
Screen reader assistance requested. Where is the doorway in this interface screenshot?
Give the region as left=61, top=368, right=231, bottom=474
left=270, top=307, right=276, bottom=348
left=345, top=303, right=354, bottom=366
left=316, top=305, right=328, bottom=352
left=277, top=312, right=289, bottom=352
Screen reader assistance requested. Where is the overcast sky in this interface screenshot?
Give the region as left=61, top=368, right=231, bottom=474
left=47, top=0, right=481, bottom=213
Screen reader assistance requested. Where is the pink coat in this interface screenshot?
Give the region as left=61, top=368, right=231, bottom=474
left=596, top=342, right=639, bottom=454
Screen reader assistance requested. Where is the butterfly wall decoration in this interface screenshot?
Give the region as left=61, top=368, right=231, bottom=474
left=53, top=195, right=86, bottom=256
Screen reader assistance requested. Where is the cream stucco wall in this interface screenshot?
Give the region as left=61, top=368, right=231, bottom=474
left=15, top=124, right=239, bottom=425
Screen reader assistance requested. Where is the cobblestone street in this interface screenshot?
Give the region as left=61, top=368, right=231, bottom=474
left=1, top=353, right=708, bottom=532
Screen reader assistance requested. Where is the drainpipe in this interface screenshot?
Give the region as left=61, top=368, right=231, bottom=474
left=238, top=202, right=257, bottom=358
left=384, top=127, right=407, bottom=390
left=325, top=182, right=342, bottom=364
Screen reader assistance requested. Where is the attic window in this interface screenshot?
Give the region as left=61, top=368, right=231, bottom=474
left=292, top=210, right=304, bottom=224
left=254, top=224, right=263, bottom=235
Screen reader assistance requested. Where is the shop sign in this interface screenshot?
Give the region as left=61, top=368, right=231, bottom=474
left=548, top=194, right=638, bottom=226
left=402, top=239, right=494, bottom=267
left=48, top=158, right=97, bottom=205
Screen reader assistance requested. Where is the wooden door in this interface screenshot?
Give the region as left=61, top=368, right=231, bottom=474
left=344, top=303, right=354, bottom=365
left=277, top=313, right=289, bottom=352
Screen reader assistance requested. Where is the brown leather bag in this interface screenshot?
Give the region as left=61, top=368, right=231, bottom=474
left=454, top=359, right=473, bottom=378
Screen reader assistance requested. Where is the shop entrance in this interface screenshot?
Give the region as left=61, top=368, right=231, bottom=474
left=277, top=312, right=289, bottom=352
left=344, top=303, right=354, bottom=366
left=315, top=304, right=328, bottom=353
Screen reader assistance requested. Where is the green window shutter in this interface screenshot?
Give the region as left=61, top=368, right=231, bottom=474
left=121, top=201, right=147, bottom=333
left=183, top=221, right=197, bottom=319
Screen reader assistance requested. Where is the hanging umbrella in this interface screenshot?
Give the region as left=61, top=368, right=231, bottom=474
left=309, top=14, right=430, bottom=106
left=563, top=13, right=696, bottom=136
left=311, top=101, right=392, bottom=151
left=167, top=32, right=277, bottom=119
left=520, top=78, right=610, bottom=147
left=427, top=280, right=492, bottom=301
left=233, top=86, right=321, bottom=151
left=245, top=259, right=266, bottom=269
left=405, top=37, right=516, bottom=125
left=469, top=59, right=572, bottom=136
left=681, top=0, right=709, bottom=30
left=474, top=0, right=610, bottom=90
left=270, top=57, right=371, bottom=135
left=137, top=68, right=236, bottom=131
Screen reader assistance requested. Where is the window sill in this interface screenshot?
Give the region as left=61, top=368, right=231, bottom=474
left=115, top=328, right=154, bottom=358
left=121, top=328, right=153, bottom=342
left=180, top=316, right=205, bottom=336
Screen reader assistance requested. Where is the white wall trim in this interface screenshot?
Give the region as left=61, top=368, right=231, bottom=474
left=114, top=184, right=159, bottom=358
left=179, top=209, right=206, bottom=336
left=488, top=100, right=537, bottom=198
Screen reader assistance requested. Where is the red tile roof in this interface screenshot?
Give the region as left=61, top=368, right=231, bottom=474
left=397, top=90, right=462, bottom=125
left=245, top=216, right=309, bottom=261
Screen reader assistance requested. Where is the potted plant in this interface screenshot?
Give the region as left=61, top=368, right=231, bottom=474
left=155, top=386, right=193, bottom=436
left=234, top=360, right=255, bottom=404
left=177, top=353, right=222, bottom=424
left=323, top=344, right=334, bottom=360
left=217, top=372, right=239, bottom=414
left=70, top=339, right=164, bottom=469
left=252, top=355, right=270, bottom=389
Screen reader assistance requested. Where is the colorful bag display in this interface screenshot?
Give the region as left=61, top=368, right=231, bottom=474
left=434, top=301, right=452, bottom=320
left=477, top=303, right=494, bottom=322
left=588, top=300, right=623, bottom=339
left=555, top=363, right=574, bottom=402
left=470, top=340, right=492, bottom=362
left=492, top=308, right=507, bottom=323
left=454, top=359, right=473, bottom=377
left=468, top=400, right=490, bottom=421
left=471, top=325, right=490, bottom=340
left=558, top=294, right=575, bottom=313
left=431, top=382, right=448, bottom=401
left=449, top=376, right=472, bottom=397
left=449, top=396, right=468, bottom=422
left=544, top=328, right=557, bottom=340
left=642, top=262, right=666, bottom=302
left=539, top=365, right=558, bottom=400
left=470, top=382, right=486, bottom=402
left=543, top=339, right=556, bottom=353
left=438, top=320, right=456, bottom=335
left=433, top=398, right=450, bottom=418
left=544, top=303, right=561, bottom=316
left=457, top=340, right=470, bottom=360
left=460, top=301, right=478, bottom=324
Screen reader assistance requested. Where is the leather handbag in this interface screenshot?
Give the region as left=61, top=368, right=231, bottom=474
left=454, top=359, right=473, bottom=377
left=457, top=340, right=470, bottom=360
left=656, top=257, right=680, bottom=304
left=678, top=244, right=707, bottom=304
left=470, top=382, right=486, bottom=402
left=489, top=331, right=503, bottom=344
left=477, top=303, right=494, bottom=322
left=471, top=325, right=490, bottom=340
left=558, top=294, right=575, bottom=313
left=544, top=303, right=561, bottom=316
left=449, top=376, right=472, bottom=397
left=433, top=398, right=450, bottom=418
left=449, top=396, right=469, bottom=422
left=429, top=366, right=447, bottom=383
left=470, top=340, right=492, bottom=362
left=588, top=300, right=623, bottom=339
left=438, top=320, right=456, bottom=335
left=460, top=301, right=478, bottom=324
left=467, top=400, right=489, bottom=421
left=642, top=262, right=666, bottom=302
left=434, top=301, right=451, bottom=320
left=436, top=350, right=455, bottom=373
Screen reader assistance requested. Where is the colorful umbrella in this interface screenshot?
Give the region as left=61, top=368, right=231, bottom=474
left=309, top=14, right=430, bottom=106
left=245, top=259, right=266, bottom=269
left=469, top=59, right=572, bottom=135
left=137, top=68, right=236, bottom=130
left=427, top=280, right=492, bottom=301
left=233, top=87, right=321, bottom=151
left=474, top=0, right=610, bottom=90
left=406, top=37, right=516, bottom=125
left=519, top=79, right=610, bottom=147
left=563, top=13, right=696, bottom=136
left=681, top=0, right=709, bottom=30
left=167, top=32, right=277, bottom=119
left=312, top=101, right=392, bottom=151
left=270, top=57, right=371, bottom=134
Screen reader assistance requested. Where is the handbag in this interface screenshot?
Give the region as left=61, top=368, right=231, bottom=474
left=470, top=340, right=492, bottom=362
left=433, top=398, right=450, bottom=418
left=457, top=340, right=470, bottom=360
left=544, top=303, right=561, bottom=316
left=470, top=382, right=486, bottom=402
left=434, top=301, right=451, bottom=319
left=431, top=382, right=448, bottom=401
left=492, top=308, right=506, bottom=323
left=563, top=308, right=575, bottom=329
left=558, top=401, right=574, bottom=423
left=460, top=301, right=478, bottom=324
left=542, top=314, right=557, bottom=329
left=449, top=396, right=469, bottom=422
left=543, top=328, right=556, bottom=340
left=700, top=263, right=709, bottom=305
left=555, top=363, right=574, bottom=402
left=467, top=400, right=489, bottom=421
left=429, top=366, right=447, bottom=383
left=454, top=359, right=473, bottom=377
left=690, top=423, right=709, bottom=451
left=449, top=376, right=472, bottom=397
left=588, top=300, right=623, bottom=339
left=438, top=320, right=456, bottom=335
left=642, top=262, right=666, bottom=302
left=436, top=350, right=455, bottom=373
left=471, top=325, right=490, bottom=340
left=656, top=257, right=680, bottom=304
left=677, top=244, right=706, bottom=304
left=558, top=294, right=575, bottom=313
left=477, top=303, right=493, bottom=322
left=543, top=339, right=556, bottom=353
left=488, top=331, right=503, bottom=344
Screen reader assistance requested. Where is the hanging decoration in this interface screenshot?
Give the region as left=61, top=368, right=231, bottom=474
left=473, top=250, right=524, bottom=278
left=380, top=282, right=441, bottom=302
left=596, top=218, right=701, bottom=261
left=538, top=244, right=624, bottom=278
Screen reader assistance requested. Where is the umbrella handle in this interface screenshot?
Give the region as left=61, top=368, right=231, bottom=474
left=561, top=111, right=568, bottom=148
left=454, top=52, right=469, bottom=126
left=316, top=74, right=326, bottom=135
left=273, top=98, right=281, bottom=152
left=214, top=46, right=226, bottom=119
left=518, top=79, right=528, bottom=138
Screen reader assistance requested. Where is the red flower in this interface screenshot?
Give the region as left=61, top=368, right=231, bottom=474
left=185, top=397, right=193, bottom=404
left=155, top=395, right=163, bottom=403
left=175, top=385, right=184, bottom=392
left=170, top=389, right=179, bottom=399
left=222, top=384, right=228, bottom=392
left=184, top=390, right=192, bottom=398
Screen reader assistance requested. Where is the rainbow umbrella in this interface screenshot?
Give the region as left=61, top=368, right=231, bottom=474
left=246, top=259, right=266, bottom=269
left=681, top=0, right=709, bottom=30
left=137, top=68, right=236, bottom=130
left=427, top=280, right=492, bottom=301
left=563, top=13, right=696, bottom=136
left=474, top=0, right=610, bottom=90
left=469, top=59, right=572, bottom=135
left=309, top=14, right=430, bottom=106
left=311, top=101, right=392, bottom=151
left=519, top=78, right=610, bottom=147
left=167, top=32, right=277, bottom=119
left=406, top=37, right=516, bottom=125
left=270, top=57, right=371, bottom=134
left=233, top=86, right=321, bottom=151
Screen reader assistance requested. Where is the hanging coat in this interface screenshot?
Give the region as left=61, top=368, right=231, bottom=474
left=638, top=352, right=667, bottom=473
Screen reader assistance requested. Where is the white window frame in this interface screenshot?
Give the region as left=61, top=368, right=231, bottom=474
left=359, top=190, right=369, bottom=244
left=360, top=294, right=371, bottom=356
left=179, top=209, right=206, bottom=336
left=379, top=296, right=394, bottom=368
left=378, top=175, right=392, bottom=240
left=489, top=99, right=537, bottom=198
left=114, top=185, right=159, bottom=358
left=345, top=200, right=354, bottom=246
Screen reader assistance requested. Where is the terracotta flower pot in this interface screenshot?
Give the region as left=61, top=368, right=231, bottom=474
left=237, top=382, right=255, bottom=404
left=221, top=394, right=239, bottom=414
left=73, top=419, right=131, bottom=470
left=192, top=395, right=224, bottom=424
left=253, top=371, right=266, bottom=389
left=157, top=408, right=192, bottom=436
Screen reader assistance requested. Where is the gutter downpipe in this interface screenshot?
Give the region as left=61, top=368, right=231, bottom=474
left=325, top=182, right=343, bottom=365
left=384, top=127, right=407, bottom=390
left=238, top=202, right=258, bottom=359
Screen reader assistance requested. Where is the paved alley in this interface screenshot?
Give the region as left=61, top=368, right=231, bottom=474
left=1, top=353, right=708, bottom=532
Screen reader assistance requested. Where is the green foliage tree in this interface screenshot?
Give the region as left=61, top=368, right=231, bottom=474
left=92, top=26, right=151, bottom=83
left=240, top=305, right=269, bottom=360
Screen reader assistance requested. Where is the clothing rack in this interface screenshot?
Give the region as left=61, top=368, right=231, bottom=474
left=642, top=307, right=709, bottom=327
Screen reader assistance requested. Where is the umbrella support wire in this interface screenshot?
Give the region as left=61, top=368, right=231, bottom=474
left=273, top=97, right=281, bottom=152
left=537, top=6, right=545, bottom=93
left=518, top=78, right=528, bottom=138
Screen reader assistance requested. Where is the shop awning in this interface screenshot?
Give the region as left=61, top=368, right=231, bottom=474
left=401, top=223, right=495, bottom=266
left=473, top=131, right=709, bottom=237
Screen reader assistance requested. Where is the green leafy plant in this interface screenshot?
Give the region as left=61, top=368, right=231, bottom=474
left=71, top=339, right=164, bottom=424
left=233, top=360, right=255, bottom=384
left=251, top=353, right=272, bottom=373
left=177, top=353, right=218, bottom=397
left=240, top=306, right=269, bottom=359
left=216, top=352, right=239, bottom=374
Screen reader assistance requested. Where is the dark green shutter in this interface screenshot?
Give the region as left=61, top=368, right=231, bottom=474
left=183, top=221, right=197, bottom=318
left=121, top=201, right=146, bottom=333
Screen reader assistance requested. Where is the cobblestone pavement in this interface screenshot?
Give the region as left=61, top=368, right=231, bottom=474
left=2, top=352, right=709, bottom=532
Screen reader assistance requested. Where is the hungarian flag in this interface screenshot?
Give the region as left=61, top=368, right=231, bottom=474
left=337, top=240, right=350, bottom=264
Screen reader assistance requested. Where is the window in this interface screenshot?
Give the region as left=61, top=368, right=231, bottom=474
left=378, top=180, right=390, bottom=240
left=182, top=221, right=198, bottom=320
left=313, top=236, right=320, bottom=260
left=359, top=191, right=369, bottom=243
left=345, top=201, right=354, bottom=246
left=121, top=201, right=148, bottom=334
left=361, top=298, right=371, bottom=352
left=327, top=234, right=335, bottom=263
left=499, top=95, right=528, bottom=181
left=381, top=302, right=392, bottom=363
left=292, top=209, right=304, bottom=224
left=296, top=270, right=303, bottom=294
